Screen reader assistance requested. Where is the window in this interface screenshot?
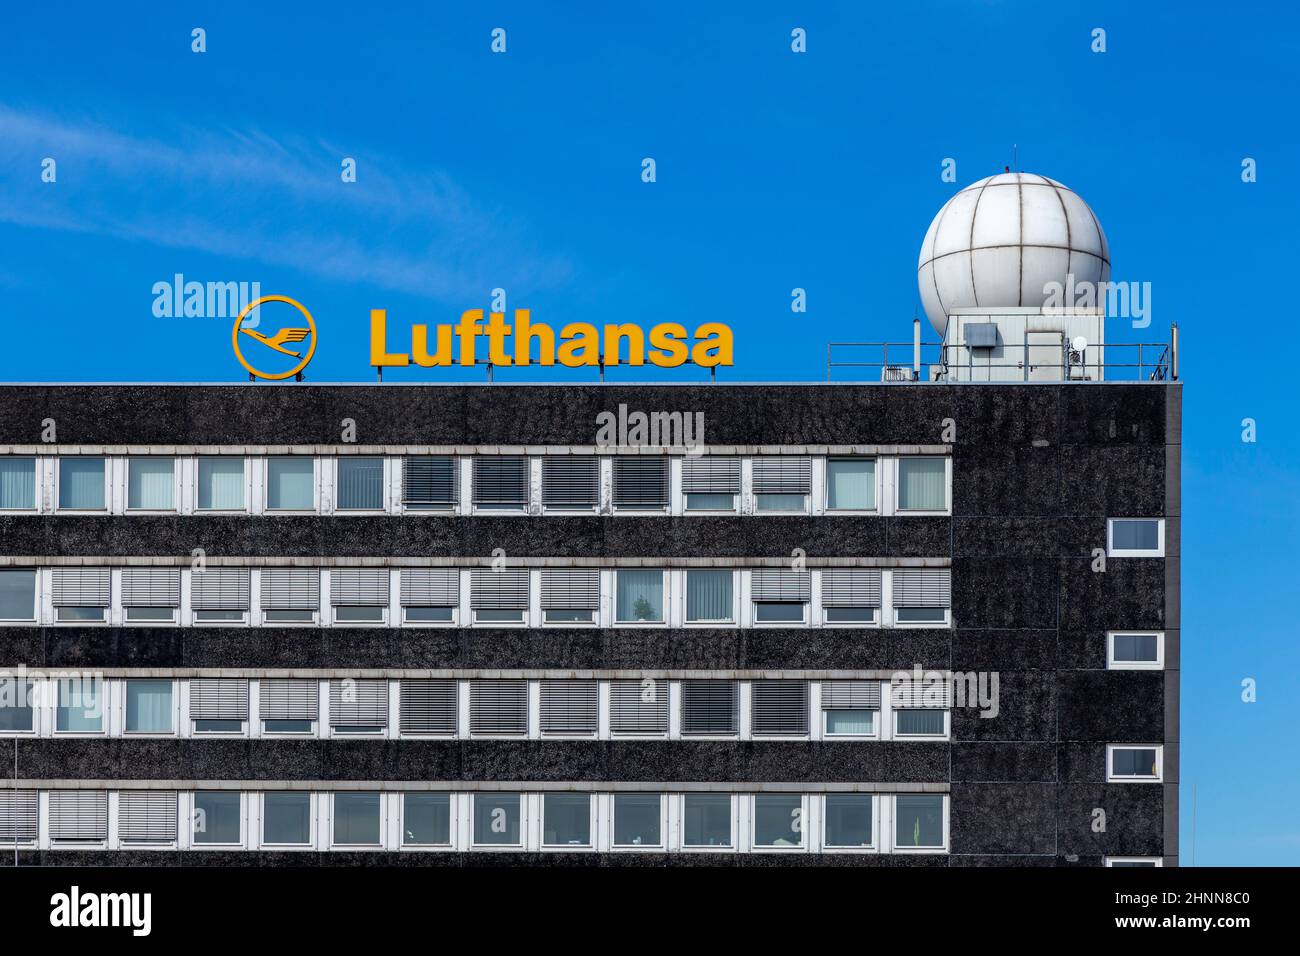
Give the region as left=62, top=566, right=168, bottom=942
left=826, top=458, right=875, bottom=511
left=51, top=568, right=109, bottom=623
left=540, top=569, right=599, bottom=624
left=1108, top=518, right=1165, bottom=557
left=821, top=569, right=881, bottom=624
left=260, top=679, right=318, bottom=734
left=0, top=790, right=38, bottom=845
left=686, top=569, right=733, bottom=623
left=682, top=456, right=739, bottom=512
left=543, top=793, right=592, bottom=847
left=613, top=794, right=662, bottom=847
left=1108, top=632, right=1164, bottom=669
left=542, top=456, right=598, bottom=510
left=333, top=792, right=382, bottom=846
left=49, top=791, right=108, bottom=844
left=612, top=456, right=669, bottom=510
left=189, top=679, right=249, bottom=734
left=330, top=568, right=389, bottom=623
left=56, top=677, right=104, bottom=733
left=127, top=457, right=175, bottom=510
left=824, top=794, right=873, bottom=848
left=191, top=568, right=250, bottom=623
left=403, top=793, right=451, bottom=846
left=263, top=793, right=312, bottom=845
left=470, top=569, right=529, bottom=624
left=608, top=678, right=669, bottom=736
left=260, top=568, right=319, bottom=623
left=402, top=456, right=457, bottom=511
left=193, top=792, right=242, bottom=845
left=469, top=680, right=528, bottom=736
left=540, top=680, right=598, bottom=736
left=399, top=680, right=457, bottom=736
left=0, top=457, right=36, bottom=510
left=0, top=678, right=34, bottom=732
left=197, top=456, right=245, bottom=510
left=125, top=679, right=174, bottom=733
left=1105, top=857, right=1162, bottom=867
left=58, top=457, right=105, bottom=509
left=118, top=791, right=178, bottom=845
left=337, top=457, right=384, bottom=510
left=682, top=794, right=731, bottom=847
left=1108, top=745, right=1163, bottom=782
left=821, top=681, right=880, bottom=737
left=121, top=568, right=180, bottom=623
left=329, top=679, right=389, bottom=735
left=897, top=457, right=947, bottom=511
left=681, top=680, right=738, bottom=736
left=894, top=795, right=945, bottom=850
left=266, top=457, right=315, bottom=510
left=615, top=569, right=664, bottom=623
left=750, top=680, right=809, bottom=737
left=891, top=676, right=951, bottom=738
left=472, top=456, right=528, bottom=510
left=473, top=793, right=521, bottom=846
left=753, top=795, right=803, bottom=848
left=891, top=568, right=950, bottom=625
left=0, top=570, right=35, bottom=621
left=401, top=569, right=459, bottom=623
left=751, top=569, right=810, bottom=624
left=752, top=456, right=811, bottom=512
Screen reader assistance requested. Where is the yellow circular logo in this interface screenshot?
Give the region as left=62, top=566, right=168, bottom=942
left=231, top=295, right=317, bottom=380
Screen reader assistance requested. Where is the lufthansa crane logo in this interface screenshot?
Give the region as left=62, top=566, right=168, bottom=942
left=231, top=295, right=317, bottom=380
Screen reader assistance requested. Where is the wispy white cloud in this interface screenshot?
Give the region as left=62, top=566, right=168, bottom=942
left=0, top=104, right=572, bottom=298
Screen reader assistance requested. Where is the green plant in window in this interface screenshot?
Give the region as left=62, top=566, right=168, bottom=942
left=633, top=596, right=654, bottom=621
left=913, top=817, right=921, bottom=846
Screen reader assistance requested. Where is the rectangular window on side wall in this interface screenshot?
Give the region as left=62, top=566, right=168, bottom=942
left=472, top=793, right=522, bottom=847
left=539, top=680, right=598, bottom=736
left=543, top=793, right=592, bottom=848
left=615, top=569, right=664, bottom=624
left=333, top=792, right=383, bottom=847
left=826, top=458, right=876, bottom=511
left=1108, top=632, right=1164, bottom=669
left=58, top=457, right=105, bottom=510
left=897, top=457, right=948, bottom=511
left=329, top=679, right=389, bottom=734
left=821, top=569, right=881, bottom=624
left=891, top=676, right=951, bottom=738
left=259, top=679, right=319, bottom=734
left=330, top=569, right=389, bottom=623
left=681, top=680, right=739, bottom=736
left=1107, top=745, right=1163, bottom=782
left=118, top=791, right=178, bottom=845
left=685, top=569, right=733, bottom=623
left=261, top=568, right=320, bottom=623
left=0, top=678, right=34, bottom=732
left=823, top=794, right=873, bottom=849
left=125, top=679, right=174, bottom=734
left=400, top=568, right=460, bottom=624
left=189, top=679, right=249, bottom=734
left=612, top=793, right=662, bottom=847
left=612, top=457, right=669, bottom=510
left=750, top=680, right=809, bottom=737
left=399, top=679, right=458, bottom=736
left=197, top=456, right=246, bottom=511
left=266, top=456, right=315, bottom=511
left=402, top=456, right=457, bottom=511
left=127, top=457, right=175, bottom=510
left=121, top=568, right=180, bottom=623
left=263, top=793, right=312, bottom=846
left=0, top=457, right=36, bottom=510
left=542, top=456, right=599, bottom=510
left=540, top=569, right=599, bottom=624
left=469, top=680, right=528, bottom=736
left=470, top=569, right=529, bottom=624
left=56, top=676, right=104, bottom=733
left=0, top=790, right=38, bottom=845
left=192, top=792, right=242, bottom=845
left=608, top=678, right=669, bottom=736
left=821, top=680, right=880, bottom=737
left=753, top=795, right=804, bottom=849
left=0, top=570, right=36, bottom=622
left=51, top=568, right=110, bottom=623
left=402, top=793, right=451, bottom=846
left=1107, top=518, right=1165, bottom=557
left=472, top=456, right=528, bottom=510
left=751, top=569, right=810, bottom=624
left=190, top=568, right=250, bottom=623
left=682, top=456, right=739, bottom=512
left=752, top=456, right=811, bottom=512
left=337, top=457, right=385, bottom=510
left=48, top=791, right=108, bottom=844
left=891, top=568, right=950, bottom=625
left=894, top=795, right=945, bottom=850
left=682, top=794, right=732, bottom=848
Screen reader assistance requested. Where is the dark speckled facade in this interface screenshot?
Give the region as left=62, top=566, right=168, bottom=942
left=0, top=382, right=1180, bottom=865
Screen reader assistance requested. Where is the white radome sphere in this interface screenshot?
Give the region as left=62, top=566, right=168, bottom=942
left=917, top=173, right=1110, bottom=335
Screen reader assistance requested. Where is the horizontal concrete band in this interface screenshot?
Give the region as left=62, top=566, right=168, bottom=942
left=0, top=444, right=953, bottom=456
left=0, top=667, right=937, bottom=679
left=17, top=779, right=951, bottom=793
left=0, top=555, right=952, bottom=568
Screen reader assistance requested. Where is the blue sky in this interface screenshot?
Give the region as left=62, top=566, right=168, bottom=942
left=1, top=1, right=1297, bottom=863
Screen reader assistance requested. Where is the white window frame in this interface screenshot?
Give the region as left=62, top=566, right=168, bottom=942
left=399, top=791, right=455, bottom=850
left=892, top=708, right=950, bottom=741
left=683, top=491, right=738, bottom=514
left=54, top=455, right=109, bottom=513
left=749, top=793, right=808, bottom=853
left=751, top=599, right=808, bottom=627
left=124, top=456, right=179, bottom=513
left=470, top=792, right=526, bottom=850
left=333, top=456, right=390, bottom=514
left=328, top=791, right=388, bottom=850
left=1106, top=518, right=1166, bottom=558
left=678, top=792, right=738, bottom=851
left=51, top=676, right=109, bottom=738
left=890, top=793, right=949, bottom=854
left=0, top=676, right=39, bottom=737
left=263, top=455, right=319, bottom=513
left=821, top=605, right=880, bottom=628
left=1105, top=856, right=1163, bottom=867
left=194, top=455, right=250, bottom=513
left=614, top=569, right=668, bottom=626
left=0, top=569, right=38, bottom=624
left=893, top=456, right=952, bottom=515
left=121, top=678, right=178, bottom=736
left=124, top=605, right=178, bottom=626
left=1107, top=631, right=1165, bottom=670
left=1106, top=744, right=1164, bottom=783
left=823, top=456, right=881, bottom=514
left=820, top=793, right=878, bottom=853
left=403, top=605, right=459, bottom=627
left=189, top=791, right=247, bottom=849
left=258, top=791, right=317, bottom=849
left=682, top=568, right=737, bottom=626
left=539, top=792, right=597, bottom=851
left=608, top=792, right=667, bottom=852
left=0, top=455, right=40, bottom=513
